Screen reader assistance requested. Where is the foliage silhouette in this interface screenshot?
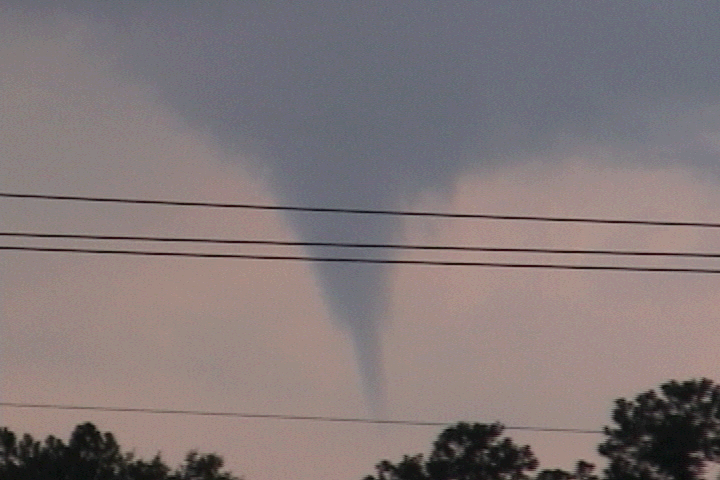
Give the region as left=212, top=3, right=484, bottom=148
left=5, top=378, right=720, bottom=480
left=0, top=422, right=241, bottom=480
left=364, top=379, right=720, bottom=480
left=599, top=379, right=720, bottom=480
left=363, top=422, right=540, bottom=480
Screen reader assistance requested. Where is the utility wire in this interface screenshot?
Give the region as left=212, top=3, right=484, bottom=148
left=0, top=401, right=602, bottom=434
left=2, top=192, right=720, bottom=228
left=2, top=231, right=720, bottom=259
left=3, top=245, right=720, bottom=274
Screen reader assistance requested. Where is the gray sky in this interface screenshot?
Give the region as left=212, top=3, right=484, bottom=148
left=2, top=3, right=720, bottom=480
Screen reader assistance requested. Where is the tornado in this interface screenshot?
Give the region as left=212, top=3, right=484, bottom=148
left=28, top=1, right=720, bottom=411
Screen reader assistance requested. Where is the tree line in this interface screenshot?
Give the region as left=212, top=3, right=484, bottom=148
left=3, top=378, right=720, bottom=480
left=0, top=422, right=238, bottom=480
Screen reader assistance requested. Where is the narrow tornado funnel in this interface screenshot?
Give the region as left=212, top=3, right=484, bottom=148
left=288, top=213, right=394, bottom=415
left=59, top=1, right=720, bottom=413
left=274, top=160, right=400, bottom=415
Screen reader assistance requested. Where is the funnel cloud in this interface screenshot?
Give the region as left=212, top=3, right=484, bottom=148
left=13, top=1, right=720, bottom=411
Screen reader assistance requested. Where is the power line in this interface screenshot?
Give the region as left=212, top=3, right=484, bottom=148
left=3, top=231, right=720, bottom=259
left=0, top=401, right=602, bottom=434
left=2, top=192, right=720, bottom=228
left=3, top=245, right=720, bottom=274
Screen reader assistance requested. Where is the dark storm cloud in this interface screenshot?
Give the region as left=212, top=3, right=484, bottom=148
left=11, top=1, right=720, bottom=409
left=97, top=2, right=720, bottom=172
left=14, top=2, right=720, bottom=180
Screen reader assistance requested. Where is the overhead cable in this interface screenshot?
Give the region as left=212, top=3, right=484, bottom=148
left=3, top=245, right=720, bottom=274
left=2, top=192, right=719, bottom=228
left=0, top=401, right=602, bottom=434
left=2, top=231, right=720, bottom=259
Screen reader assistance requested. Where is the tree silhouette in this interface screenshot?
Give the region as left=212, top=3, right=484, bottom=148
left=64, top=422, right=125, bottom=480
left=169, top=450, right=237, bottom=480
left=599, top=378, right=720, bottom=480
left=0, top=422, right=241, bottom=480
left=363, top=379, right=720, bottom=480
left=536, top=461, right=599, bottom=480
left=7, top=378, right=720, bottom=480
left=364, top=422, right=539, bottom=480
